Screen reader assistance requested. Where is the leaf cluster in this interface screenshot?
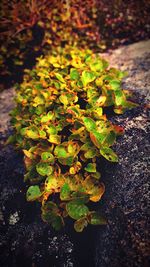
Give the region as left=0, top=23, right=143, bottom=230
left=9, top=46, right=136, bottom=231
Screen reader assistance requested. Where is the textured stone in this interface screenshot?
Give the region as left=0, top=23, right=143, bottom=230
left=95, top=40, right=150, bottom=267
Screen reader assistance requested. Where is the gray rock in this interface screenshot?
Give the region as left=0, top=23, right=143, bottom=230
left=0, top=87, right=15, bottom=136
left=95, top=40, right=150, bottom=267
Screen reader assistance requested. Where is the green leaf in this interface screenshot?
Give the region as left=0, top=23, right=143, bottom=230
left=109, top=80, right=121, bottom=90
left=33, top=95, right=45, bottom=106
left=41, top=112, right=54, bottom=123
left=59, top=94, right=68, bottom=105
left=60, top=183, right=71, bottom=200
left=83, top=117, right=96, bottom=132
left=80, top=142, right=93, bottom=151
left=100, top=147, right=118, bottom=162
left=83, top=179, right=105, bottom=202
left=89, top=59, right=103, bottom=72
left=41, top=152, right=55, bottom=164
left=58, top=156, right=74, bottom=166
left=20, top=127, right=28, bottom=136
left=74, top=217, right=88, bottom=232
left=90, top=131, right=105, bottom=148
left=117, top=70, right=128, bottom=79
left=42, top=211, right=64, bottom=230
left=81, top=70, right=96, bottom=87
left=67, top=106, right=80, bottom=117
left=84, top=148, right=97, bottom=159
left=48, top=135, right=61, bottom=144
left=114, top=90, right=125, bottom=106
left=122, top=100, right=138, bottom=109
left=45, top=175, right=58, bottom=191
left=6, top=135, right=16, bottom=144
left=42, top=201, right=58, bottom=212
left=26, top=126, right=39, bottom=139
left=55, top=72, right=65, bottom=83
left=26, top=185, right=42, bottom=201
left=93, top=107, right=103, bottom=118
left=23, top=149, right=34, bottom=159
left=91, top=171, right=101, bottom=179
left=36, top=162, right=53, bottom=176
left=54, top=81, right=60, bottom=89
left=42, top=201, right=64, bottom=230
left=35, top=83, right=43, bottom=90
left=39, top=130, right=46, bottom=139
left=66, top=201, right=89, bottom=220
left=84, top=54, right=92, bottom=62
left=87, top=87, right=98, bottom=99
left=103, top=131, right=116, bottom=146
left=70, top=192, right=89, bottom=203
left=16, top=134, right=23, bottom=143
left=114, top=107, right=124, bottom=114
left=46, top=125, right=57, bottom=135
left=76, top=80, right=83, bottom=87
left=52, top=217, right=65, bottom=231
left=70, top=68, right=80, bottom=80
left=54, top=145, right=67, bottom=158
left=88, top=212, right=107, bottom=225
left=35, top=106, right=45, bottom=115
left=85, top=163, right=96, bottom=173
left=68, top=143, right=75, bottom=154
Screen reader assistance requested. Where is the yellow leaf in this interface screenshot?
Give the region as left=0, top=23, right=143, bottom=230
left=90, top=183, right=105, bottom=202
left=96, top=96, right=106, bottom=106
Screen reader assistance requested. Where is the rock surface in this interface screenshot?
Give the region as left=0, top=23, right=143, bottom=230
left=0, top=40, right=149, bottom=267
left=95, top=40, right=150, bottom=267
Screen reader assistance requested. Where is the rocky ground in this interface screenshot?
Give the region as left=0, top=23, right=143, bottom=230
left=95, top=40, right=150, bottom=267
left=0, top=40, right=149, bottom=267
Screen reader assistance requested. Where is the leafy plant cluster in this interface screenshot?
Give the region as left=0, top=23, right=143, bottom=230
left=9, top=46, right=137, bottom=231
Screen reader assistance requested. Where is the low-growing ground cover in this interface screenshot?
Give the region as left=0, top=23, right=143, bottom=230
left=9, top=46, right=137, bottom=232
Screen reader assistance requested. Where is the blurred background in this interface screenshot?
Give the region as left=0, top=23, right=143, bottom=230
left=0, top=0, right=150, bottom=90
